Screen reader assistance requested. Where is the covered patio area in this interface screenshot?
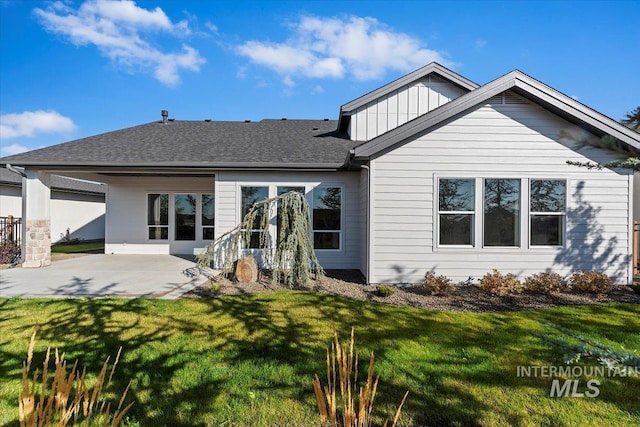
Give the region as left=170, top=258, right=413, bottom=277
left=0, top=254, right=211, bottom=299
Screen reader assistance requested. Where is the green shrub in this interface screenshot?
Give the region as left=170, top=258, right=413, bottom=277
left=479, top=269, right=522, bottom=295
left=375, top=285, right=395, bottom=298
left=569, top=271, right=613, bottom=294
left=631, top=284, right=640, bottom=295
left=416, top=271, right=452, bottom=295
left=523, top=272, right=565, bottom=294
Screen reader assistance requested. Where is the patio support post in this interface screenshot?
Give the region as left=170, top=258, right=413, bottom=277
left=22, top=169, right=51, bottom=267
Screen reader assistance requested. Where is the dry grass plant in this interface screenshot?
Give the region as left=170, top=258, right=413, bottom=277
left=523, top=272, right=565, bottom=294
left=19, top=329, right=133, bottom=427
left=569, top=271, right=613, bottom=294
left=418, top=272, right=453, bottom=296
left=479, top=269, right=523, bottom=296
left=312, top=328, right=408, bottom=427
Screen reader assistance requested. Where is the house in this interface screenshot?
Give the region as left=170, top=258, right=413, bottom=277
left=1, top=63, right=639, bottom=282
left=0, top=167, right=105, bottom=245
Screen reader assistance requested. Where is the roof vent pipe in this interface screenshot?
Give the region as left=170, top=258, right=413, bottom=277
left=161, top=110, right=169, bottom=124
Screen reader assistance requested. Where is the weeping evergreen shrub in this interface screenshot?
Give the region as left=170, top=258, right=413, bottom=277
left=197, top=191, right=324, bottom=287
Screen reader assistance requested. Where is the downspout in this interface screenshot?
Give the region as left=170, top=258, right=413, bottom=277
left=361, top=164, right=371, bottom=284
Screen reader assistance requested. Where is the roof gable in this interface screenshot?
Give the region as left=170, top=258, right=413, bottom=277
left=340, top=62, right=478, bottom=115
left=354, top=70, right=640, bottom=159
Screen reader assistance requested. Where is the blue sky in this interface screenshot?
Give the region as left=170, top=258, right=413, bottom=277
left=1, top=0, right=638, bottom=156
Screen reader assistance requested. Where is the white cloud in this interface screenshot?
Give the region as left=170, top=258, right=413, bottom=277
left=475, top=39, right=487, bottom=49
left=1, top=143, right=30, bottom=156
left=237, top=15, right=450, bottom=82
left=0, top=110, right=77, bottom=141
left=34, top=0, right=205, bottom=86
left=205, top=21, right=218, bottom=34
left=282, top=75, right=296, bottom=88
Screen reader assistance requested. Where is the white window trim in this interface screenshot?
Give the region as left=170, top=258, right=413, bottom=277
left=481, top=177, right=523, bottom=249
left=201, top=193, right=215, bottom=241
left=235, top=182, right=345, bottom=253
left=146, top=192, right=169, bottom=241
left=436, top=178, right=476, bottom=248
left=434, top=176, right=567, bottom=251
left=146, top=191, right=215, bottom=243
left=528, top=178, right=568, bottom=249
left=311, top=184, right=344, bottom=252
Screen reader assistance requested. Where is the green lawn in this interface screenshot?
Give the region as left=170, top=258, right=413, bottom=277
left=0, top=294, right=638, bottom=426
left=51, top=241, right=105, bottom=254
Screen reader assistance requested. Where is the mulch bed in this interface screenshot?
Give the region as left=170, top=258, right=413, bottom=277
left=183, top=269, right=640, bottom=312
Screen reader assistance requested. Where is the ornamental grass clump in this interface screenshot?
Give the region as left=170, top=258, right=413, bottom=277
left=479, top=269, right=522, bottom=296
left=197, top=191, right=324, bottom=287
left=19, top=329, right=133, bottom=427
left=312, top=328, right=408, bottom=427
left=375, top=285, right=395, bottom=298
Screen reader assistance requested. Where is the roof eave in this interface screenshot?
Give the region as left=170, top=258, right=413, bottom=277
left=0, top=161, right=350, bottom=172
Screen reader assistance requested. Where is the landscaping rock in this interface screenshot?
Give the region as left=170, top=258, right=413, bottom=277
left=235, top=255, right=258, bottom=283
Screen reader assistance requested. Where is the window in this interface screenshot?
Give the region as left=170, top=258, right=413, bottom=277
left=202, top=194, right=215, bottom=240
left=277, top=186, right=305, bottom=243
left=438, top=179, right=475, bottom=245
left=148, top=193, right=168, bottom=240
left=312, top=187, right=341, bottom=249
left=484, top=179, right=521, bottom=246
left=174, top=194, right=196, bottom=240
left=530, top=180, right=566, bottom=246
left=241, top=186, right=269, bottom=248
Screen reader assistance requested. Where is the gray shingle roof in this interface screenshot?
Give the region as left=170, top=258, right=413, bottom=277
left=0, top=119, right=354, bottom=170
left=0, top=167, right=105, bottom=194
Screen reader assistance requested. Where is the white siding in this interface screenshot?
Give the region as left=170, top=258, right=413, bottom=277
left=104, top=176, right=214, bottom=255
left=51, top=192, right=105, bottom=242
left=349, top=75, right=467, bottom=141
left=0, top=184, right=105, bottom=243
left=103, top=172, right=362, bottom=270
left=370, top=101, right=633, bottom=284
left=215, top=171, right=361, bottom=269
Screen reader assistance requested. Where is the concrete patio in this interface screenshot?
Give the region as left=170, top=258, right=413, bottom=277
left=0, top=254, right=212, bottom=299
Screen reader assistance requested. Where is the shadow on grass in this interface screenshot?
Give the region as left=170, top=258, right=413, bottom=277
left=1, top=295, right=638, bottom=426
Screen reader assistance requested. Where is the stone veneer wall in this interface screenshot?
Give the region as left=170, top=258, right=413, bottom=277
left=23, top=219, right=51, bottom=267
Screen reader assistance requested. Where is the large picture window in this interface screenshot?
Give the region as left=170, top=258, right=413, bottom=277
left=484, top=179, right=521, bottom=247
left=147, top=193, right=168, bottom=240
left=241, top=186, right=269, bottom=248
left=312, top=187, right=341, bottom=250
left=530, top=180, right=566, bottom=246
left=438, top=179, right=475, bottom=245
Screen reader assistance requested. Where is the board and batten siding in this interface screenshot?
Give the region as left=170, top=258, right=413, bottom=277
left=369, top=99, right=633, bottom=284
left=215, top=171, right=361, bottom=270
left=104, top=176, right=214, bottom=255
left=349, top=75, right=467, bottom=141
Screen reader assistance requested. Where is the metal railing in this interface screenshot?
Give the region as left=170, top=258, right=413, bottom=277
left=0, top=215, right=22, bottom=246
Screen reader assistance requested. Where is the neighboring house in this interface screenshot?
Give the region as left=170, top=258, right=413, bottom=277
left=1, top=63, right=639, bottom=282
left=0, top=167, right=105, bottom=244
